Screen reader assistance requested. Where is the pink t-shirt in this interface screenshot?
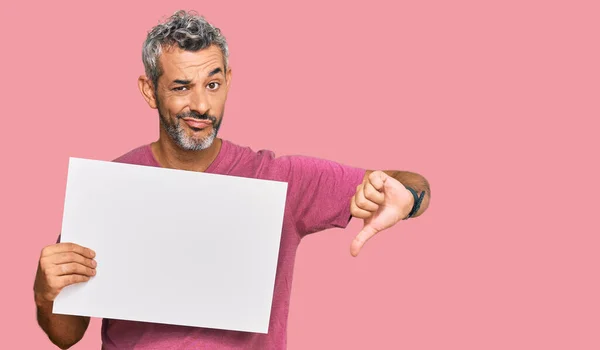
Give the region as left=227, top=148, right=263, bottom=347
left=97, top=139, right=365, bottom=349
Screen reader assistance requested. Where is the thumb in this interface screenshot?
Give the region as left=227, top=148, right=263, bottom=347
left=350, top=223, right=379, bottom=257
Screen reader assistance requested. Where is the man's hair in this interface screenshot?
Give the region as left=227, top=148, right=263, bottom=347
left=142, top=10, right=229, bottom=88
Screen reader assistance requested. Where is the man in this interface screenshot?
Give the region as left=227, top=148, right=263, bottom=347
left=34, top=10, right=430, bottom=350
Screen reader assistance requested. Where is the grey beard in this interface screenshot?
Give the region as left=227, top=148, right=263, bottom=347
left=159, top=113, right=221, bottom=151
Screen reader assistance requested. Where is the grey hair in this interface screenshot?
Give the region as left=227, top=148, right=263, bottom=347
left=142, top=10, right=229, bottom=87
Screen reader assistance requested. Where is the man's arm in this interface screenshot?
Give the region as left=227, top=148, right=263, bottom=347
left=35, top=299, right=90, bottom=349
left=34, top=242, right=97, bottom=349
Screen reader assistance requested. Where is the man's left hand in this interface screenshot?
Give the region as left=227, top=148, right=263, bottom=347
left=349, top=171, right=414, bottom=257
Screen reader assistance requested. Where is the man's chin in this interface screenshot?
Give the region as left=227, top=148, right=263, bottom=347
left=177, top=133, right=216, bottom=151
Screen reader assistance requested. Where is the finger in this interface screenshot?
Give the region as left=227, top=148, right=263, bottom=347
left=52, top=263, right=96, bottom=277
left=44, top=252, right=96, bottom=269
left=363, top=181, right=385, bottom=205
left=355, top=184, right=379, bottom=212
left=42, top=243, right=95, bottom=259
left=350, top=225, right=378, bottom=257
left=56, top=274, right=92, bottom=289
left=368, top=171, right=387, bottom=191
left=350, top=195, right=372, bottom=219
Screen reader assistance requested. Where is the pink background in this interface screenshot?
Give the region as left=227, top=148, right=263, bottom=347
left=1, top=0, right=598, bottom=349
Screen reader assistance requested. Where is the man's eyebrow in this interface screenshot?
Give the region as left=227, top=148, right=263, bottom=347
left=207, top=67, right=223, bottom=77
left=172, top=68, right=222, bottom=84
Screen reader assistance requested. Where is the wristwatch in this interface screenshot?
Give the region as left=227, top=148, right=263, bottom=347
left=404, top=186, right=425, bottom=220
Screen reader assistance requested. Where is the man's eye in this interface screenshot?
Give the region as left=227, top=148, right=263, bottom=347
left=207, top=82, right=220, bottom=90
left=172, top=86, right=188, bottom=91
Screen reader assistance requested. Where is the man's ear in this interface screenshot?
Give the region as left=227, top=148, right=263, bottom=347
left=138, top=75, right=158, bottom=109
left=225, top=67, right=232, bottom=92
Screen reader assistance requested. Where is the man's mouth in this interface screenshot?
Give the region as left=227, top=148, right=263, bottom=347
left=181, top=118, right=212, bottom=129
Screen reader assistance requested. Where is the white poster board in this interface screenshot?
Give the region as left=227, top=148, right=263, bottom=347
left=53, top=158, right=287, bottom=334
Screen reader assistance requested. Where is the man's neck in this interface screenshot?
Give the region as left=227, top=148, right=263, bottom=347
left=151, top=134, right=222, bottom=172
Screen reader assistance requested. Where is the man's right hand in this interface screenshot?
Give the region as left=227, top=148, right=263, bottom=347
left=34, top=243, right=97, bottom=305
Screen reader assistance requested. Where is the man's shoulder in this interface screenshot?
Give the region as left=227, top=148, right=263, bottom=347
left=224, top=140, right=364, bottom=183
left=225, top=140, right=355, bottom=171
left=221, top=139, right=277, bottom=165
left=112, top=144, right=158, bottom=166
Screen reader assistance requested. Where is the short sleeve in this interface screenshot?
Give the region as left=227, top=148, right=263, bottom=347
left=273, top=156, right=366, bottom=238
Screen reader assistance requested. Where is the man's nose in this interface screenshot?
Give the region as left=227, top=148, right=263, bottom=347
left=189, top=88, right=210, bottom=115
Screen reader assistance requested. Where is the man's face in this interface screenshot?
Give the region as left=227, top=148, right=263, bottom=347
left=151, top=45, right=231, bottom=151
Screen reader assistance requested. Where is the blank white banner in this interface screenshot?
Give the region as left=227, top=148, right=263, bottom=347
left=53, top=158, right=287, bottom=334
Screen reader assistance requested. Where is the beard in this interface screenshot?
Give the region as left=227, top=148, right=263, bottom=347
left=158, top=109, right=223, bottom=151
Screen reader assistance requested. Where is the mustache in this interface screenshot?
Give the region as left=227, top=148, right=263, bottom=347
left=176, top=111, right=217, bottom=124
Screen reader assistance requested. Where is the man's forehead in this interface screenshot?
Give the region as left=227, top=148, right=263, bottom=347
left=160, top=45, right=225, bottom=78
